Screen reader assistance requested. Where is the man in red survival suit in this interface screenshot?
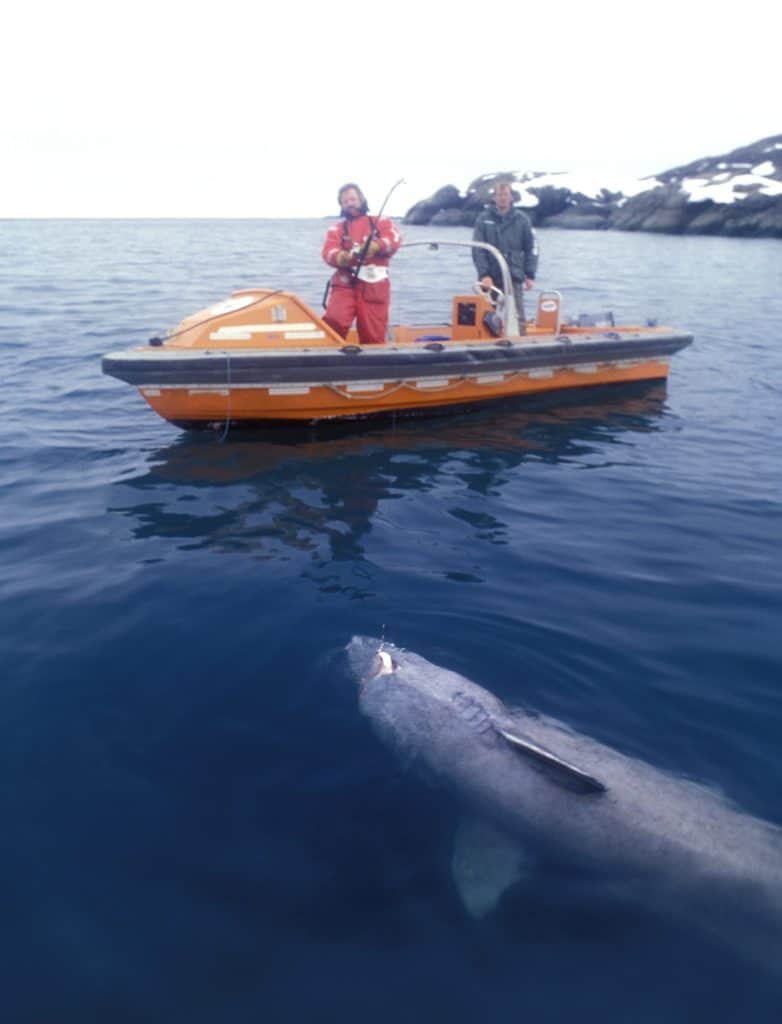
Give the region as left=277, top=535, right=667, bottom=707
left=321, top=183, right=402, bottom=344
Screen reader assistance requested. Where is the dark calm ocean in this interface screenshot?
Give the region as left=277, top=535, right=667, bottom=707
left=1, top=218, right=781, bottom=1022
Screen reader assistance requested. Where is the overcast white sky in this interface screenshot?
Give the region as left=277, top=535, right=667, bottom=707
left=2, top=0, right=778, bottom=218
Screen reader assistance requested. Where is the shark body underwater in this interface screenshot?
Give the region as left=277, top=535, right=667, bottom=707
left=347, top=636, right=782, bottom=972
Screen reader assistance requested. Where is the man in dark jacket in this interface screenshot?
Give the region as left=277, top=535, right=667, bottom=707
left=472, top=180, right=538, bottom=334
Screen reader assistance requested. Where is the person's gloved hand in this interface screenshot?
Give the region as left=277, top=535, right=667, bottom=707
left=365, top=240, right=381, bottom=258
left=336, top=250, right=353, bottom=268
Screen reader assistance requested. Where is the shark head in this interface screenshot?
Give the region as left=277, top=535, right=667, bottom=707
left=348, top=635, right=502, bottom=767
left=348, top=637, right=607, bottom=800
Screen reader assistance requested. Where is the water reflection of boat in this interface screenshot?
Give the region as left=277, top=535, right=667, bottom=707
left=137, top=381, right=665, bottom=479
left=102, top=242, right=691, bottom=430
left=111, top=383, right=668, bottom=566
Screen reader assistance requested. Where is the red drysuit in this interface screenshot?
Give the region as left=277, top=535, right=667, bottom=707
left=321, top=214, right=402, bottom=344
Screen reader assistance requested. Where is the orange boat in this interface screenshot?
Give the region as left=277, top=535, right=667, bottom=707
left=102, top=241, right=693, bottom=429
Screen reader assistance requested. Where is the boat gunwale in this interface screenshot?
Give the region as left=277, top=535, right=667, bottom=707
left=102, top=331, right=693, bottom=388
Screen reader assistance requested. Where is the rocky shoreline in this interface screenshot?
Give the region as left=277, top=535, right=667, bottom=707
left=403, top=135, right=782, bottom=239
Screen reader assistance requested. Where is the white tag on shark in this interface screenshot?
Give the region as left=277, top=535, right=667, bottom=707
left=451, top=816, right=531, bottom=918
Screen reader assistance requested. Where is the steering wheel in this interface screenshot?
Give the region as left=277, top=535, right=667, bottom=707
left=473, top=282, right=504, bottom=304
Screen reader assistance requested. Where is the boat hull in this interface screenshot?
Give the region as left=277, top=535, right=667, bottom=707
left=124, top=355, right=678, bottom=425
left=101, top=285, right=692, bottom=429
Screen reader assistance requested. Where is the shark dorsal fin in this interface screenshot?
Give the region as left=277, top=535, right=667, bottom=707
left=494, top=726, right=606, bottom=795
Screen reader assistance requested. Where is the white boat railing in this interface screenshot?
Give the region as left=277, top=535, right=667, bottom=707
left=400, top=239, right=519, bottom=337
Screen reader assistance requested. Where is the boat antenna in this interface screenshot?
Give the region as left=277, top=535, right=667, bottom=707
left=349, top=178, right=405, bottom=285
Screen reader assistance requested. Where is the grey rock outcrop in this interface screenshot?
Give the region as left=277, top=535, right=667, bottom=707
left=611, top=186, right=694, bottom=233
left=403, top=135, right=782, bottom=238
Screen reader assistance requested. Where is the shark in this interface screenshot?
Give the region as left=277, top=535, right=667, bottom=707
left=348, top=636, right=782, bottom=972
